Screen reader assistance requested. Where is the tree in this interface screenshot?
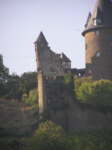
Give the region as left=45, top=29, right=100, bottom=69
left=26, top=120, right=69, bottom=150
left=0, top=54, right=9, bottom=97
left=19, top=72, right=37, bottom=97
left=74, top=76, right=92, bottom=90
left=76, top=79, right=112, bottom=107
left=4, top=73, right=20, bottom=99
left=22, top=88, right=39, bottom=115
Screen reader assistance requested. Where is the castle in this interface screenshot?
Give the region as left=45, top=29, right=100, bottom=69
left=34, top=31, right=86, bottom=77
left=34, top=0, right=112, bottom=131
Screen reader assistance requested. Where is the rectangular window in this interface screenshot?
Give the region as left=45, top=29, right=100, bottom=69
left=95, top=30, right=100, bottom=35
left=96, top=52, right=100, bottom=57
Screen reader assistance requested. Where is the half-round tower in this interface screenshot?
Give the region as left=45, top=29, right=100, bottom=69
left=82, top=0, right=112, bottom=80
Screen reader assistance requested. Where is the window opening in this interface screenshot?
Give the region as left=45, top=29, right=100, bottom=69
left=96, top=52, right=100, bottom=57
left=95, top=30, right=100, bottom=35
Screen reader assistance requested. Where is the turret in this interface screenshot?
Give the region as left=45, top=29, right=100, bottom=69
left=34, top=32, right=65, bottom=76
left=82, top=0, right=112, bottom=80
left=34, top=31, right=48, bottom=71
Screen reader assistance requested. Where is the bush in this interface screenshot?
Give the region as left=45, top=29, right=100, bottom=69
left=74, top=76, right=92, bottom=90
left=67, top=129, right=112, bottom=150
left=26, top=120, right=69, bottom=150
left=22, top=88, right=39, bottom=115
left=76, top=79, right=112, bottom=107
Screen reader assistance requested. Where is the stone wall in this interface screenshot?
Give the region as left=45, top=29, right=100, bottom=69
left=38, top=71, right=112, bottom=131
left=50, top=96, right=112, bottom=131
left=38, top=71, right=47, bottom=119
left=68, top=99, right=112, bottom=131
left=85, top=28, right=112, bottom=80
left=35, top=42, right=64, bottom=76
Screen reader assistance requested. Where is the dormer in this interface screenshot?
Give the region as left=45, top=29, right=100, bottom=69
left=93, top=7, right=103, bottom=26
left=60, top=53, right=71, bottom=69
left=82, top=0, right=112, bottom=36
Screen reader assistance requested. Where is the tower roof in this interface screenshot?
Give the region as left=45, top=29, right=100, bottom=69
left=34, top=31, right=48, bottom=44
left=85, top=12, right=91, bottom=27
left=82, top=0, right=112, bottom=36
left=60, top=53, right=71, bottom=62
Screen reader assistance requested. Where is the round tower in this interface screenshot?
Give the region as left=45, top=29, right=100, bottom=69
left=82, top=0, right=112, bottom=80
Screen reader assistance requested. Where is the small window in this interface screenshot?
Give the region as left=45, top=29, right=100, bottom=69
left=97, top=19, right=102, bottom=23
left=94, top=19, right=102, bottom=25
left=96, top=52, right=100, bottom=57
left=95, top=30, right=100, bottom=35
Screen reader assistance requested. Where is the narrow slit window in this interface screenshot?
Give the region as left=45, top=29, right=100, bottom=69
left=86, top=44, right=88, bottom=50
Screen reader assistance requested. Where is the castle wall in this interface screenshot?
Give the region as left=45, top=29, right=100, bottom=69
left=38, top=71, right=112, bottom=131
left=51, top=110, right=68, bottom=131
left=35, top=42, right=64, bottom=76
left=68, top=101, right=112, bottom=131
left=85, top=28, right=112, bottom=80
left=38, top=71, right=47, bottom=119
left=50, top=97, right=112, bottom=131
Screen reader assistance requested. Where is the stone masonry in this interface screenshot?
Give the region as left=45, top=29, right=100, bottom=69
left=85, top=28, right=112, bottom=80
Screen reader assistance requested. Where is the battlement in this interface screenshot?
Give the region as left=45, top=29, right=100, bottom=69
left=45, top=76, right=64, bottom=84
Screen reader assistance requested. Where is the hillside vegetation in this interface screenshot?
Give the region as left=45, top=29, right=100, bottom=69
left=0, top=54, right=112, bottom=149
left=0, top=98, right=38, bottom=138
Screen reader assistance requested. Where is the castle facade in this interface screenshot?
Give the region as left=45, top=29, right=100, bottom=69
left=34, top=0, right=112, bottom=131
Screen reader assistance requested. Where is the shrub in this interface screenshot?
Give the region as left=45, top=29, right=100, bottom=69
left=76, top=79, right=112, bottom=107
left=22, top=88, right=39, bottom=115
left=26, top=120, right=69, bottom=150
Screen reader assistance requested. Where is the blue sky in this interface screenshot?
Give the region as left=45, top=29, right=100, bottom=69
left=0, top=0, right=96, bottom=76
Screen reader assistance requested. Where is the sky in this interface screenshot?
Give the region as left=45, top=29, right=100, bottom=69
left=0, top=0, right=96, bottom=76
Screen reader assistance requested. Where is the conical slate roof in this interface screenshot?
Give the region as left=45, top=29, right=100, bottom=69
left=93, top=6, right=103, bottom=19
left=82, top=0, right=112, bottom=36
left=60, top=53, right=71, bottom=62
left=34, top=31, right=48, bottom=44
left=85, top=12, right=91, bottom=27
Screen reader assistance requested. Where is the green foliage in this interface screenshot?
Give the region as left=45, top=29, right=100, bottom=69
left=76, top=79, right=112, bottom=107
left=67, top=129, right=112, bottom=150
left=0, top=54, right=9, bottom=97
left=22, top=88, right=38, bottom=105
left=0, top=138, right=20, bottom=150
left=40, top=107, right=51, bottom=121
left=26, top=120, right=68, bottom=150
left=19, top=72, right=37, bottom=96
left=4, top=73, right=20, bottom=99
left=1, top=128, right=112, bottom=150
left=74, top=76, right=92, bottom=90
left=22, top=88, right=39, bottom=115
left=58, top=74, right=75, bottom=98
left=64, top=74, right=75, bottom=98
